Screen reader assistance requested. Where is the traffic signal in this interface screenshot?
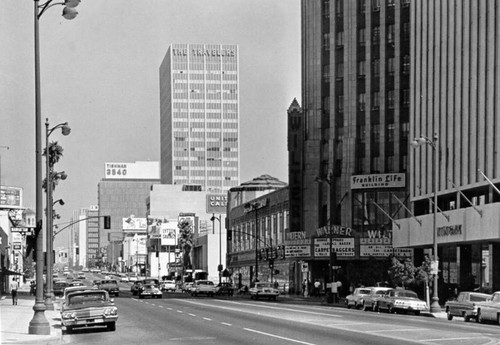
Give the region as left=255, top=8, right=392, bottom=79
left=104, top=215, right=111, bottom=229
left=25, top=235, right=36, bottom=261
left=268, top=259, right=274, bottom=269
left=227, top=230, right=232, bottom=240
left=274, top=269, right=280, bottom=275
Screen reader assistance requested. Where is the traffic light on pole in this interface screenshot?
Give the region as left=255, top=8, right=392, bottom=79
left=227, top=229, right=232, bottom=241
left=104, top=215, right=111, bottom=229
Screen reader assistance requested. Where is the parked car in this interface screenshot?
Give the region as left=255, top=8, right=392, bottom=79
left=476, top=291, right=500, bottom=324
left=182, top=282, right=194, bottom=293
left=53, top=281, right=70, bottom=297
left=97, top=279, right=120, bottom=297
left=191, top=280, right=216, bottom=297
left=161, top=280, right=177, bottom=292
left=362, top=287, right=392, bottom=311
left=76, top=272, right=86, bottom=280
left=60, top=289, right=117, bottom=333
left=215, top=282, right=234, bottom=296
left=131, top=281, right=143, bottom=296
left=345, top=287, right=373, bottom=309
left=377, top=289, right=428, bottom=315
left=139, top=284, right=163, bottom=299
left=445, top=291, right=491, bottom=321
left=249, top=282, right=280, bottom=301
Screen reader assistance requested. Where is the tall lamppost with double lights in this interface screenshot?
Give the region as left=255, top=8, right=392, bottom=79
left=44, top=119, right=70, bottom=310
left=31, top=0, right=80, bottom=334
left=211, top=214, right=223, bottom=284
left=410, top=132, right=440, bottom=313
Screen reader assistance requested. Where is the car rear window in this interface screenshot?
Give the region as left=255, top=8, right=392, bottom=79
left=395, top=291, right=418, bottom=298
left=470, top=294, right=489, bottom=302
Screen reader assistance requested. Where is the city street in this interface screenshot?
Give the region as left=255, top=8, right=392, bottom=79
left=60, top=288, right=500, bottom=345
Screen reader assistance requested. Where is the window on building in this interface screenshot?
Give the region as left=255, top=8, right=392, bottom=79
left=403, top=89, right=410, bottom=106
left=387, top=90, right=395, bottom=109
left=373, top=59, right=380, bottom=77
left=403, top=55, right=411, bottom=74
left=323, top=33, right=331, bottom=50
left=359, top=0, right=367, bottom=13
left=338, top=95, right=344, bottom=113
left=336, top=0, right=343, bottom=16
left=388, top=57, right=395, bottom=74
left=387, top=24, right=395, bottom=43
left=336, top=31, right=344, bottom=47
left=372, top=0, right=380, bottom=12
left=358, top=60, right=366, bottom=77
left=372, top=26, right=380, bottom=43
left=358, top=28, right=366, bottom=46
left=336, top=62, right=344, bottom=79
left=359, top=93, right=366, bottom=111
left=372, top=91, right=380, bottom=109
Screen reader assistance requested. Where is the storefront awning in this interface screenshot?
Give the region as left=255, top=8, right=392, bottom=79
left=0, top=268, right=23, bottom=276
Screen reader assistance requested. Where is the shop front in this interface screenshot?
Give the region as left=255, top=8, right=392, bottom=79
left=395, top=202, right=500, bottom=300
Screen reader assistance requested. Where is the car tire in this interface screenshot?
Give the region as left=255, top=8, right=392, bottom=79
left=463, top=314, right=470, bottom=322
left=388, top=305, right=394, bottom=314
left=447, top=310, right=453, bottom=320
left=139, top=295, right=143, bottom=299
left=107, top=322, right=116, bottom=332
left=414, top=311, right=420, bottom=316
left=346, top=304, right=352, bottom=309
left=115, top=293, right=119, bottom=297
left=272, top=296, right=277, bottom=301
left=363, top=303, right=369, bottom=311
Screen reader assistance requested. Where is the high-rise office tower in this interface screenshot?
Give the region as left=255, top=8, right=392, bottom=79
left=159, top=44, right=240, bottom=193
left=292, top=0, right=411, bottom=281
left=300, top=0, right=410, bottom=231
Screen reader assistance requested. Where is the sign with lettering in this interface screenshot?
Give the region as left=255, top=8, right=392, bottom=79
left=314, top=238, right=355, bottom=257
left=0, top=186, right=23, bottom=209
left=315, top=225, right=354, bottom=237
left=206, top=194, right=227, bottom=214
left=360, top=245, right=413, bottom=258
left=285, top=245, right=311, bottom=258
left=351, top=173, right=406, bottom=189
left=437, top=225, right=462, bottom=237
left=104, top=161, right=159, bottom=180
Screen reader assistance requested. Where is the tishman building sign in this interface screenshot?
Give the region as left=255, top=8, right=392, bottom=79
left=351, top=173, right=406, bottom=189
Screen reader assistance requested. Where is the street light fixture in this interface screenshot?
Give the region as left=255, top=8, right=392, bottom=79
left=410, top=132, right=440, bottom=313
left=211, top=214, right=223, bottom=285
left=44, top=119, right=70, bottom=310
left=31, top=0, right=79, bottom=334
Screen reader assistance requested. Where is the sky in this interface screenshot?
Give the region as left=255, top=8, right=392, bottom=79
left=0, top=1, right=301, bottom=248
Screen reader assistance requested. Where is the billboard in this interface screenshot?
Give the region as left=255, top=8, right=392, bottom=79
left=0, top=186, right=23, bottom=209
left=350, top=173, right=406, bottom=189
left=206, top=194, right=227, bottom=214
left=122, top=217, right=147, bottom=233
left=104, top=161, right=160, bottom=180
left=147, top=217, right=178, bottom=245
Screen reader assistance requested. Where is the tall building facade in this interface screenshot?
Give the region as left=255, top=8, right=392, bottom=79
left=395, top=0, right=500, bottom=299
left=295, top=0, right=411, bottom=289
left=159, top=43, right=240, bottom=193
left=97, top=161, right=160, bottom=266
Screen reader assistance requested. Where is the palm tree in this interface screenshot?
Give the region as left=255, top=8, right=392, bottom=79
left=42, top=141, right=64, bottom=192
left=178, top=219, right=193, bottom=271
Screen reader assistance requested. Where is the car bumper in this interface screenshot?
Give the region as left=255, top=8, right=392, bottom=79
left=62, top=315, right=118, bottom=327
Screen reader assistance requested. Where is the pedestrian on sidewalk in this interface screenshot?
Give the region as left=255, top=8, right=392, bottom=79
left=10, top=279, right=18, bottom=305
left=30, top=280, right=36, bottom=296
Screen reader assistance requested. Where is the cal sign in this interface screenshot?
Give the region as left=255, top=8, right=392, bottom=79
left=206, top=194, right=227, bottom=214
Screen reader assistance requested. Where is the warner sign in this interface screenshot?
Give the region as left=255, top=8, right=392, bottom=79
left=206, top=194, right=227, bottom=214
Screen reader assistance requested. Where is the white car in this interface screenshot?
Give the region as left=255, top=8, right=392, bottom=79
left=161, top=280, right=177, bottom=292
left=249, top=282, right=280, bottom=301
left=191, top=280, right=215, bottom=297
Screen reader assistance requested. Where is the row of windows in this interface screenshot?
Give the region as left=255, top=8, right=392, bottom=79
left=231, top=211, right=289, bottom=252
left=335, top=89, right=409, bottom=112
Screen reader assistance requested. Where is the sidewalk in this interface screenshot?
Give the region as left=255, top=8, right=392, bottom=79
left=0, top=294, right=64, bottom=345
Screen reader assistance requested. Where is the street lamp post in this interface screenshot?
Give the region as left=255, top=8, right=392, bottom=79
left=31, top=0, right=79, bottom=334
left=44, top=119, right=70, bottom=310
left=211, top=214, right=222, bottom=284
left=411, top=132, right=440, bottom=313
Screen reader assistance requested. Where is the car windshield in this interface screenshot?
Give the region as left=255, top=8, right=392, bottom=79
left=373, top=289, right=389, bottom=295
left=358, top=289, right=371, bottom=294
left=68, top=292, right=107, bottom=306
left=491, top=294, right=500, bottom=303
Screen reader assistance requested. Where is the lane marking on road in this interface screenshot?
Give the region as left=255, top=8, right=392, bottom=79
left=221, top=322, right=232, bottom=326
left=244, top=328, right=316, bottom=345
left=151, top=304, right=156, bottom=306
left=158, top=305, right=164, bottom=308
left=425, top=336, right=496, bottom=342
left=188, top=313, right=197, bottom=316
left=177, top=310, right=183, bottom=313
left=203, top=317, right=212, bottom=321
left=366, top=328, right=429, bottom=333
left=167, top=307, right=173, bottom=310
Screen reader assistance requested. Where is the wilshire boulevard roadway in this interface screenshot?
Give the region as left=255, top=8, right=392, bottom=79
left=59, top=282, right=500, bottom=345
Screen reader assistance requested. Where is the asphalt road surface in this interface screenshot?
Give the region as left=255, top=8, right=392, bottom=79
left=60, top=288, right=500, bottom=345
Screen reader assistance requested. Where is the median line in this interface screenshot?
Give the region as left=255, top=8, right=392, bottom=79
left=244, top=328, right=317, bottom=345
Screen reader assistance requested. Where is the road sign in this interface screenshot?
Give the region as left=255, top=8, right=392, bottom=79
left=11, top=227, right=33, bottom=235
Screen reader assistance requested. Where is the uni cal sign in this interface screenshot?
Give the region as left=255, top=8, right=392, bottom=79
left=206, top=194, right=227, bottom=214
